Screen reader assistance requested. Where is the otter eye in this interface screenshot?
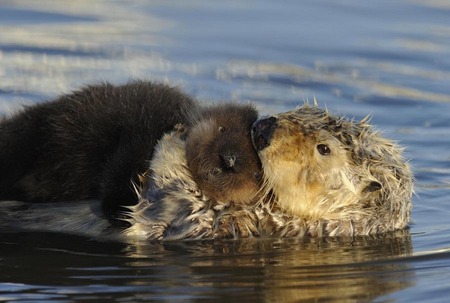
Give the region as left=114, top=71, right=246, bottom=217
left=219, top=126, right=226, bottom=133
left=317, top=144, right=331, bottom=155
left=365, top=181, right=382, bottom=192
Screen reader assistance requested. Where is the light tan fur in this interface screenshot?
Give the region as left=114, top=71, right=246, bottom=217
left=123, top=125, right=224, bottom=240
left=255, top=104, right=413, bottom=235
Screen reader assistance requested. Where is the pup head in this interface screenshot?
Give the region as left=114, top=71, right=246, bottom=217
left=185, top=103, right=262, bottom=204
left=252, top=104, right=412, bottom=232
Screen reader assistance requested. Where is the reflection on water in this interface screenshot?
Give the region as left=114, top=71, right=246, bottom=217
left=0, top=231, right=414, bottom=302
left=1, top=0, right=450, bottom=301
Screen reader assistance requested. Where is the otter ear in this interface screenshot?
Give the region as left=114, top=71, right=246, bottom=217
left=363, top=181, right=382, bottom=193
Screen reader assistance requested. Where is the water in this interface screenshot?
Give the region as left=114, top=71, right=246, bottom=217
left=1, top=0, right=450, bottom=301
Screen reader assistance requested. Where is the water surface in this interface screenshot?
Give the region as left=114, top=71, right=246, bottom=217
left=1, top=0, right=450, bottom=301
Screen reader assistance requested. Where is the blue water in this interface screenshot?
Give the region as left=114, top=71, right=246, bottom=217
left=1, top=0, right=450, bottom=301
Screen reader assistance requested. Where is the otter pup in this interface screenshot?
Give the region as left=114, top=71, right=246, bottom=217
left=252, top=103, right=413, bottom=236
left=0, top=81, right=197, bottom=222
left=124, top=104, right=262, bottom=240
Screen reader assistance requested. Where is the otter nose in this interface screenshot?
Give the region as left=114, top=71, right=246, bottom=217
left=252, top=116, right=277, bottom=151
left=221, top=154, right=236, bottom=169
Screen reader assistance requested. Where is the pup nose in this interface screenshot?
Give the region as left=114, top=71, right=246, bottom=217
left=252, top=116, right=277, bottom=151
left=221, top=154, right=236, bottom=169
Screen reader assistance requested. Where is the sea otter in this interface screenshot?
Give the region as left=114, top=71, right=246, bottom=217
left=252, top=103, right=413, bottom=236
left=0, top=81, right=197, bottom=222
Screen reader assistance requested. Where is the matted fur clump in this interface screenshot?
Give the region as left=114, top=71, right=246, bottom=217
left=124, top=103, right=413, bottom=241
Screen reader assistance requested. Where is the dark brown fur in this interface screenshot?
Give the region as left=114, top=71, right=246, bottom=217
left=0, top=81, right=197, bottom=222
left=185, top=104, right=261, bottom=204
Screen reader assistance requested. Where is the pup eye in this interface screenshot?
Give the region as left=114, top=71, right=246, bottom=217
left=317, top=144, right=331, bottom=155
left=219, top=126, right=226, bottom=133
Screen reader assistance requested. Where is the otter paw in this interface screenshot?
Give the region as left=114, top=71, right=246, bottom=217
left=214, top=210, right=259, bottom=239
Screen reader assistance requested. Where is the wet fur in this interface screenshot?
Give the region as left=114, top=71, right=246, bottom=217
left=185, top=103, right=261, bottom=204
left=254, top=103, right=413, bottom=235
left=0, top=85, right=412, bottom=239
left=0, top=81, right=197, bottom=221
left=123, top=126, right=218, bottom=240
left=127, top=103, right=413, bottom=240
left=124, top=103, right=262, bottom=240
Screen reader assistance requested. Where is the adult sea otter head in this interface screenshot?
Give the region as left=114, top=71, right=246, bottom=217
left=251, top=103, right=413, bottom=235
